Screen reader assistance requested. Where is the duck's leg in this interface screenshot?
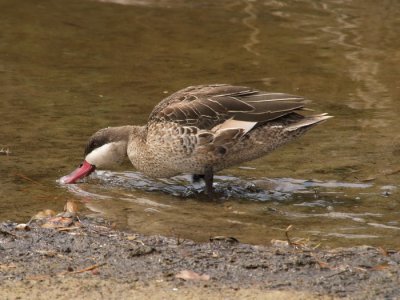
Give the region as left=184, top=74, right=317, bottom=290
left=192, top=174, right=204, bottom=183
left=204, top=165, right=214, bottom=197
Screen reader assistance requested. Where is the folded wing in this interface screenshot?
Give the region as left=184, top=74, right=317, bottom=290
left=148, top=84, right=306, bottom=133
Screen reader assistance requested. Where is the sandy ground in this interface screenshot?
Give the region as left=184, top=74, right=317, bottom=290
left=1, top=217, right=399, bottom=299
left=0, top=278, right=328, bottom=300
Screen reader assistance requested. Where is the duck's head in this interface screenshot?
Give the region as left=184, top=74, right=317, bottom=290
left=61, top=126, right=132, bottom=184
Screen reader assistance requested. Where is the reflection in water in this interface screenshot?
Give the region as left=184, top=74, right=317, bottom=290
left=58, top=170, right=400, bottom=247
left=242, top=0, right=261, bottom=58
left=96, top=0, right=187, bottom=7
left=63, top=170, right=372, bottom=200
left=320, top=1, right=391, bottom=114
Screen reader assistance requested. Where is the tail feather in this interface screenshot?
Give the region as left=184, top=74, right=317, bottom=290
left=284, top=113, right=333, bottom=132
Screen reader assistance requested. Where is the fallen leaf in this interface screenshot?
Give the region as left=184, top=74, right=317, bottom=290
left=36, top=250, right=57, bottom=257
left=175, top=270, right=210, bottom=281
left=15, top=223, right=30, bottom=231
left=316, top=260, right=334, bottom=270
left=360, top=176, right=376, bottom=182
left=0, top=263, right=17, bottom=270
left=209, top=236, right=239, bottom=243
left=91, top=269, right=100, bottom=275
left=43, top=209, right=56, bottom=217
left=383, top=168, right=400, bottom=176
left=377, top=247, right=388, bottom=256
left=271, top=239, right=290, bottom=248
left=32, top=209, right=56, bottom=221
left=212, top=251, right=219, bottom=258
left=41, top=217, right=73, bottom=229
left=56, top=226, right=80, bottom=232
left=64, top=200, right=79, bottom=215
left=372, top=264, right=390, bottom=271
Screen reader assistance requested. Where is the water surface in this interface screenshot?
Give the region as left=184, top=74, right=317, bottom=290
left=1, top=0, right=399, bottom=248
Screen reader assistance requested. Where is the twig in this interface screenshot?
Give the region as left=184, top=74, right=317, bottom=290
left=130, top=239, right=145, bottom=246
left=311, top=253, right=336, bottom=270
left=59, top=263, right=106, bottom=275
left=383, top=168, right=400, bottom=176
left=324, top=269, right=348, bottom=278
left=26, top=275, right=51, bottom=281
left=57, top=227, right=81, bottom=232
left=285, top=225, right=293, bottom=246
left=0, top=228, right=18, bottom=237
left=14, top=173, right=44, bottom=186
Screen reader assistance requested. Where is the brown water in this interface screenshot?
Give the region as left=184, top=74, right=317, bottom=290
left=1, top=0, right=399, bottom=248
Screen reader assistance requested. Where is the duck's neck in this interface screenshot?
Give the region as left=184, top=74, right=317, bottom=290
left=127, top=125, right=178, bottom=178
left=127, top=125, right=148, bottom=170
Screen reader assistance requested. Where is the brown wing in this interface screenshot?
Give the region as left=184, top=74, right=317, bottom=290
left=148, top=84, right=306, bottom=130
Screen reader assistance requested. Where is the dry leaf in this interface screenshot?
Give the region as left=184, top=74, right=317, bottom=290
left=91, top=269, right=100, bottom=275
left=15, top=223, right=30, bottom=231
left=377, top=247, right=388, bottom=256
left=41, top=217, right=73, bottom=229
left=212, top=251, right=219, bottom=258
left=0, top=263, right=17, bottom=270
left=57, top=226, right=80, bottom=232
left=36, top=250, right=57, bottom=257
left=383, top=168, right=400, bottom=176
left=316, top=260, right=334, bottom=270
left=43, top=209, right=56, bottom=217
left=209, top=236, right=239, bottom=243
left=271, top=239, right=290, bottom=248
left=64, top=200, right=79, bottom=214
left=175, top=270, right=210, bottom=281
left=32, top=209, right=56, bottom=221
left=372, top=264, right=390, bottom=271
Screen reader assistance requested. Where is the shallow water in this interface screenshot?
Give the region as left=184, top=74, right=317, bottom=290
left=1, top=0, right=399, bottom=248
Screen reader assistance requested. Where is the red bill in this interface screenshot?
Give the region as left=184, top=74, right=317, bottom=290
left=60, top=160, right=95, bottom=184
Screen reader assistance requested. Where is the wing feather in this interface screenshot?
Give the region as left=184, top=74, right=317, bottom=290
left=148, top=84, right=306, bottom=131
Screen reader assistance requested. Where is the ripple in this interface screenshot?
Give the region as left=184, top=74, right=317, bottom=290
left=325, top=233, right=379, bottom=239
left=58, top=170, right=399, bottom=247
left=60, top=170, right=374, bottom=202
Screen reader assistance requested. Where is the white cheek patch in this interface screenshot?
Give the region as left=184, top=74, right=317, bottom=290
left=85, top=142, right=126, bottom=168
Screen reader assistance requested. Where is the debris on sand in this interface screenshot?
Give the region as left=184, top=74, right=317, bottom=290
left=175, top=270, right=210, bottom=281
left=1, top=216, right=400, bottom=299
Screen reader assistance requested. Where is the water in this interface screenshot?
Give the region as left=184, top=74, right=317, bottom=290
left=1, top=0, right=399, bottom=248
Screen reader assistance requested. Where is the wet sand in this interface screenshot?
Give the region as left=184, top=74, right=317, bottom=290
left=1, top=217, right=399, bottom=299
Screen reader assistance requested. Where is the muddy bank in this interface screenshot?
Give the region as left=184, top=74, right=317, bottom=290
left=1, top=218, right=399, bottom=299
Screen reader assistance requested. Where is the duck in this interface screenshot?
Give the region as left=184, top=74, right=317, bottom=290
left=61, top=84, right=332, bottom=196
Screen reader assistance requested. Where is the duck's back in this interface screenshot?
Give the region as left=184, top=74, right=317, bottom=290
left=148, top=84, right=306, bottom=130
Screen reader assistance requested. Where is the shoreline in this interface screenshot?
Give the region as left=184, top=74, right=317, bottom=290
left=1, top=217, right=399, bottom=299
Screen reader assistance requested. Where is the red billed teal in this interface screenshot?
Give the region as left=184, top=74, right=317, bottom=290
left=61, top=84, right=332, bottom=196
